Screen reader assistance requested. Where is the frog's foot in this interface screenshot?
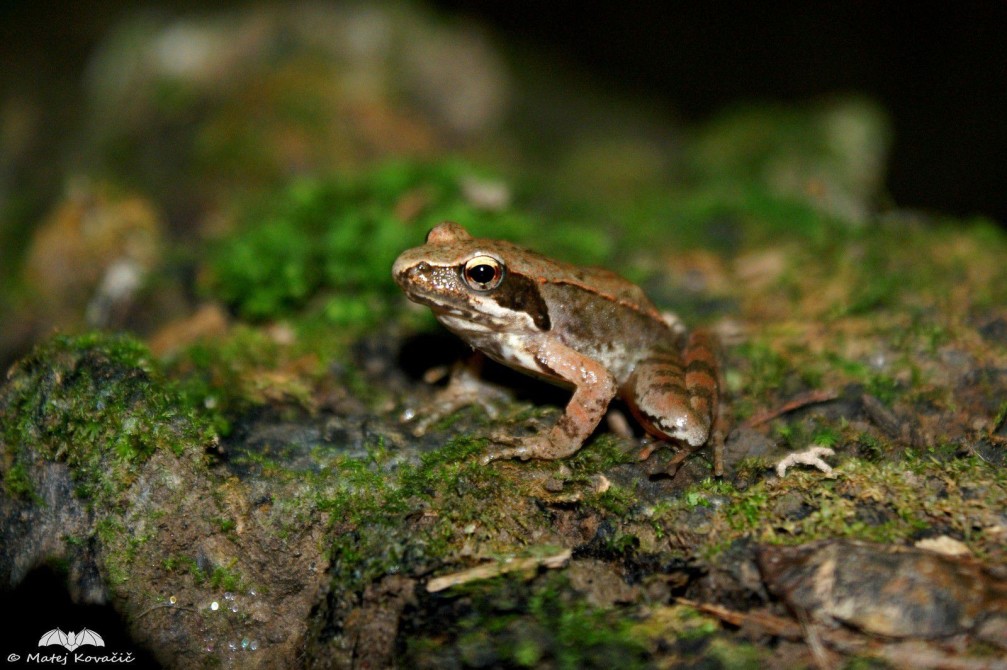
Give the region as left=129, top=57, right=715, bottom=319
left=480, top=340, right=618, bottom=466
left=402, top=363, right=513, bottom=436
left=637, top=437, right=710, bottom=478
left=651, top=406, right=727, bottom=477
left=637, top=437, right=660, bottom=462
left=480, top=434, right=549, bottom=465
left=662, top=446, right=694, bottom=476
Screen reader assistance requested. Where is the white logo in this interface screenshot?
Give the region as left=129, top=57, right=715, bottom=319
left=37, top=628, right=105, bottom=652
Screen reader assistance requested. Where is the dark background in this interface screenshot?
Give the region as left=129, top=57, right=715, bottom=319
left=2, top=2, right=1006, bottom=223
left=433, top=1, right=1007, bottom=223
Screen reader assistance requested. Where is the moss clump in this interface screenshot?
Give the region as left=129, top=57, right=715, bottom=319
left=161, top=554, right=244, bottom=591
left=323, top=436, right=518, bottom=595
left=0, top=332, right=215, bottom=501
left=166, top=324, right=310, bottom=431
left=3, top=460, right=35, bottom=500
left=205, top=160, right=614, bottom=326
left=208, top=564, right=244, bottom=591
left=662, top=453, right=1007, bottom=560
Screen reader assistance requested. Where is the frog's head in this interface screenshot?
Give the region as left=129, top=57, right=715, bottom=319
left=392, top=222, right=550, bottom=331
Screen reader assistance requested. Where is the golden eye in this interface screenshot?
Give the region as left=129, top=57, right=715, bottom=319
left=463, top=255, right=504, bottom=291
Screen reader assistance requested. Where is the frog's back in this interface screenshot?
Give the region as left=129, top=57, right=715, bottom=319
left=557, top=264, right=660, bottom=316
left=504, top=243, right=663, bottom=320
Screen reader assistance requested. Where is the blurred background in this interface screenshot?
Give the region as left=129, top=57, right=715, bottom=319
left=3, top=1, right=1004, bottom=223
left=435, top=2, right=1007, bottom=222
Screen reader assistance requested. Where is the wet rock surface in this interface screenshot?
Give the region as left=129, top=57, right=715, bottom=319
left=0, top=337, right=328, bottom=668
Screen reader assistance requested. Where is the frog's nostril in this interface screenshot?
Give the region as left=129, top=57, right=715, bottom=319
left=404, top=262, right=432, bottom=283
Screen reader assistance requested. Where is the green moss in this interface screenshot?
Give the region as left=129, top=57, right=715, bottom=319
left=204, top=160, right=611, bottom=329
left=0, top=332, right=215, bottom=501
left=3, top=460, right=36, bottom=501
left=723, top=486, right=772, bottom=532
left=527, top=575, right=649, bottom=669
left=208, top=564, right=243, bottom=591
left=584, top=484, right=637, bottom=517
left=407, top=572, right=650, bottom=669
left=214, top=516, right=237, bottom=534
left=852, top=431, right=890, bottom=462
left=210, top=215, right=322, bottom=320
left=161, top=555, right=192, bottom=574
left=993, top=400, right=1007, bottom=435
left=165, top=323, right=339, bottom=427
left=706, top=637, right=771, bottom=669
left=94, top=517, right=134, bottom=586
left=729, top=339, right=818, bottom=418
left=617, top=182, right=837, bottom=260
left=820, top=217, right=1007, bottom=321
left=161, top=554, right=244, bottom=591
left=397, top=436, right=502, bottom=502
left=675, top=454, right=1006, bottom=558
left=567, top=433, right=639, bottom=474
left=323, top=436, right=523, bottom=594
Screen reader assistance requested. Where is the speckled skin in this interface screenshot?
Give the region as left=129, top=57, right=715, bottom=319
left=393, top=222, right=719, bottom=470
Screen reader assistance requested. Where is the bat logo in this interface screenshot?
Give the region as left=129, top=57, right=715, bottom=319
left=38, top=628, right=106, bottom=652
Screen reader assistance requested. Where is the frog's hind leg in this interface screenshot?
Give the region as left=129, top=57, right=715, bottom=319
left=627, top=330, right=720, bottom=475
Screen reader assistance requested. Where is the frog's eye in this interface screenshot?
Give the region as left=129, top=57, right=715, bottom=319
left=463, top=255, right=504, bottom=291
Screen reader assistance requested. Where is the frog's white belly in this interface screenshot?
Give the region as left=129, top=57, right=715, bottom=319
left=491, top=332, right=546, bottom=373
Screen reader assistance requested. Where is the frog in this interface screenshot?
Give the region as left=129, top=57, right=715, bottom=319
left=392, top=221, right=721, bottom=475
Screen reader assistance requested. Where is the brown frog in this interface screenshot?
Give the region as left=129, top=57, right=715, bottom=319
left=393, top=222, right=721, bottom=474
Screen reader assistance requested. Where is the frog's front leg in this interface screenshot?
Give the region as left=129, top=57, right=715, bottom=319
left=404, top=354, right=512, bottom=436
left=628, top=330, right=721, bottom=475
left=482, top=339, right=617, bottom=464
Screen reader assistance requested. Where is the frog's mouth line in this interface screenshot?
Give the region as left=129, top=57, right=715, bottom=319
left=406, top=293, right=474, bottom=321
left=428, top=302, right=505, bottom=332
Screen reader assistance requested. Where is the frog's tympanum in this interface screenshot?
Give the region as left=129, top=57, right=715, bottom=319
left=393, top=222, right=721, bottom=474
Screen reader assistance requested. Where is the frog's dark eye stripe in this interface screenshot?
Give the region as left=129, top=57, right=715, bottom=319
left=463, top=255, right=504, bottom=291
left=488, top=272, right=551, bottom=330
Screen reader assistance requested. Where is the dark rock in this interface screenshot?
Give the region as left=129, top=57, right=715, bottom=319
left=758, top=540, right=1007, bottom=638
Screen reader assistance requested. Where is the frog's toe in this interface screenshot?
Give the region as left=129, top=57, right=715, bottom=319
left=481, top=434, right=541, bottom=463
left=637, top=441, right=659, bottom=461
left=480, top=445, right=526, bottom=464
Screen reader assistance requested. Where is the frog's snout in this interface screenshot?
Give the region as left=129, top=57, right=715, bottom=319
left=392, top=254, right=430, bottom=288
left=391, top=253, right=408, bottom=284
